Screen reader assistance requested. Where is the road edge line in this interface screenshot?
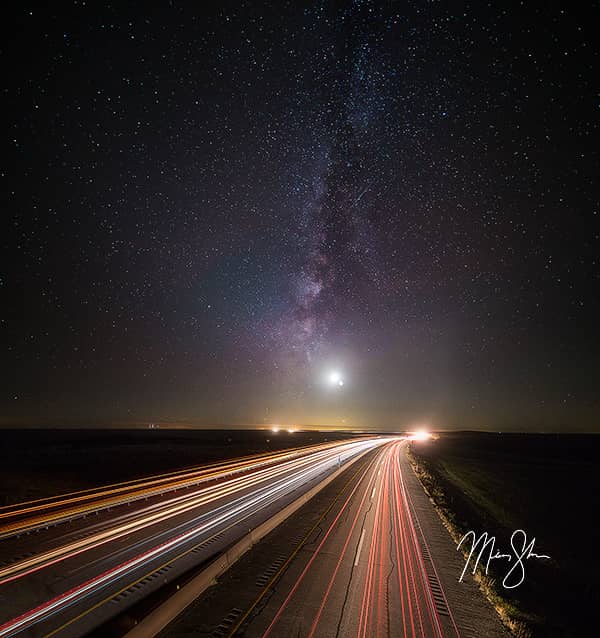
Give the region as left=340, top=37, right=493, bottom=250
left=123, top=449, right=370, bottom=638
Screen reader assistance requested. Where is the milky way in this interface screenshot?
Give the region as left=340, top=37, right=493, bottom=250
left=3, top=2, right=598, bottom=429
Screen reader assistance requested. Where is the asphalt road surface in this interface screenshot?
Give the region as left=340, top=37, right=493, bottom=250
left=0, top=438, right=384, bottom=638
left=161, top=441, right=509, bottom=638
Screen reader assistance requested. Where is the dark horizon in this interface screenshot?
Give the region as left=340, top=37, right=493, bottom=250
left=1, top=420, right=598, bottom=435
left=2, top=3, right=598, bottom=432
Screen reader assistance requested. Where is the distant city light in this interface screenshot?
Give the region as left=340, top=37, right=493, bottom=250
left=271, top=426, right=279, bottom=433
left=410, top=429, right=431, bottom=441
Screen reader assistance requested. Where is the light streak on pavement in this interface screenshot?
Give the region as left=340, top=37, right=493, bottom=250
left=0, top=438, right=385, bottom=638
left=251, top=441, right=462, bottom=638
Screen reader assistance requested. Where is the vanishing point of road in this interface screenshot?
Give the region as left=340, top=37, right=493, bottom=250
left=160, top=440, right=509, bottom=638
left=0, top=438, right=509, bottom=638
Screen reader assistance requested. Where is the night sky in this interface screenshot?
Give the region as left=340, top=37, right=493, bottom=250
left=2, top=2, right=598, bottom=431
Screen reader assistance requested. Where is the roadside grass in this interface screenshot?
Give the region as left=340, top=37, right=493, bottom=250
left=407, top=433, right=599, bottom=638
left=436, top=459, right=519, bottom=530
left=407, top=446, right=535, bottom=637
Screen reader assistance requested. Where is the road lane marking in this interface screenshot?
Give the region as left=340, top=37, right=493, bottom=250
left=225, top=450, right=384, bottom=638
left=371, top=487, right=376, bottom=500
left=33, top=443, right=384, bottom=638
left=354, top=529, right=366, bottom=566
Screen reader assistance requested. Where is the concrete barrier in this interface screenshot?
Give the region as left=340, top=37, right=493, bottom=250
left=124, top=450, right=368, bottom=638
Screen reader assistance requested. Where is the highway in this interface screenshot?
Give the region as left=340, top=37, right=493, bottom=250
left=0, top=438, right=385, bottom=638
left=259, top=440, right=452, bottom=637
left=219, top=440, right=457, bottom=638
left=159, top=440, right=510, bottom=638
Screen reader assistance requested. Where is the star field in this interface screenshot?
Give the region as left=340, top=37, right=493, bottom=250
left=2, top=2, right=598, bottom=430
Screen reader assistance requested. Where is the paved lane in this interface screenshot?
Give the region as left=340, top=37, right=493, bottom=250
left=0, top=439, right=384, bottom=638
left=246, top=440, right=457, bottom=638
left=163, top=440, right=509, bottom=638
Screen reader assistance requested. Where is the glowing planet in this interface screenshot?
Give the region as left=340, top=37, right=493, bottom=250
left=328, top=370, right=342, bottom=385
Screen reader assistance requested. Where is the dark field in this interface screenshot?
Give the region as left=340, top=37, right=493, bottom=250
left=0, top=428, right=358, bottom=506
left=409, top=432, right=600, bottom=638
